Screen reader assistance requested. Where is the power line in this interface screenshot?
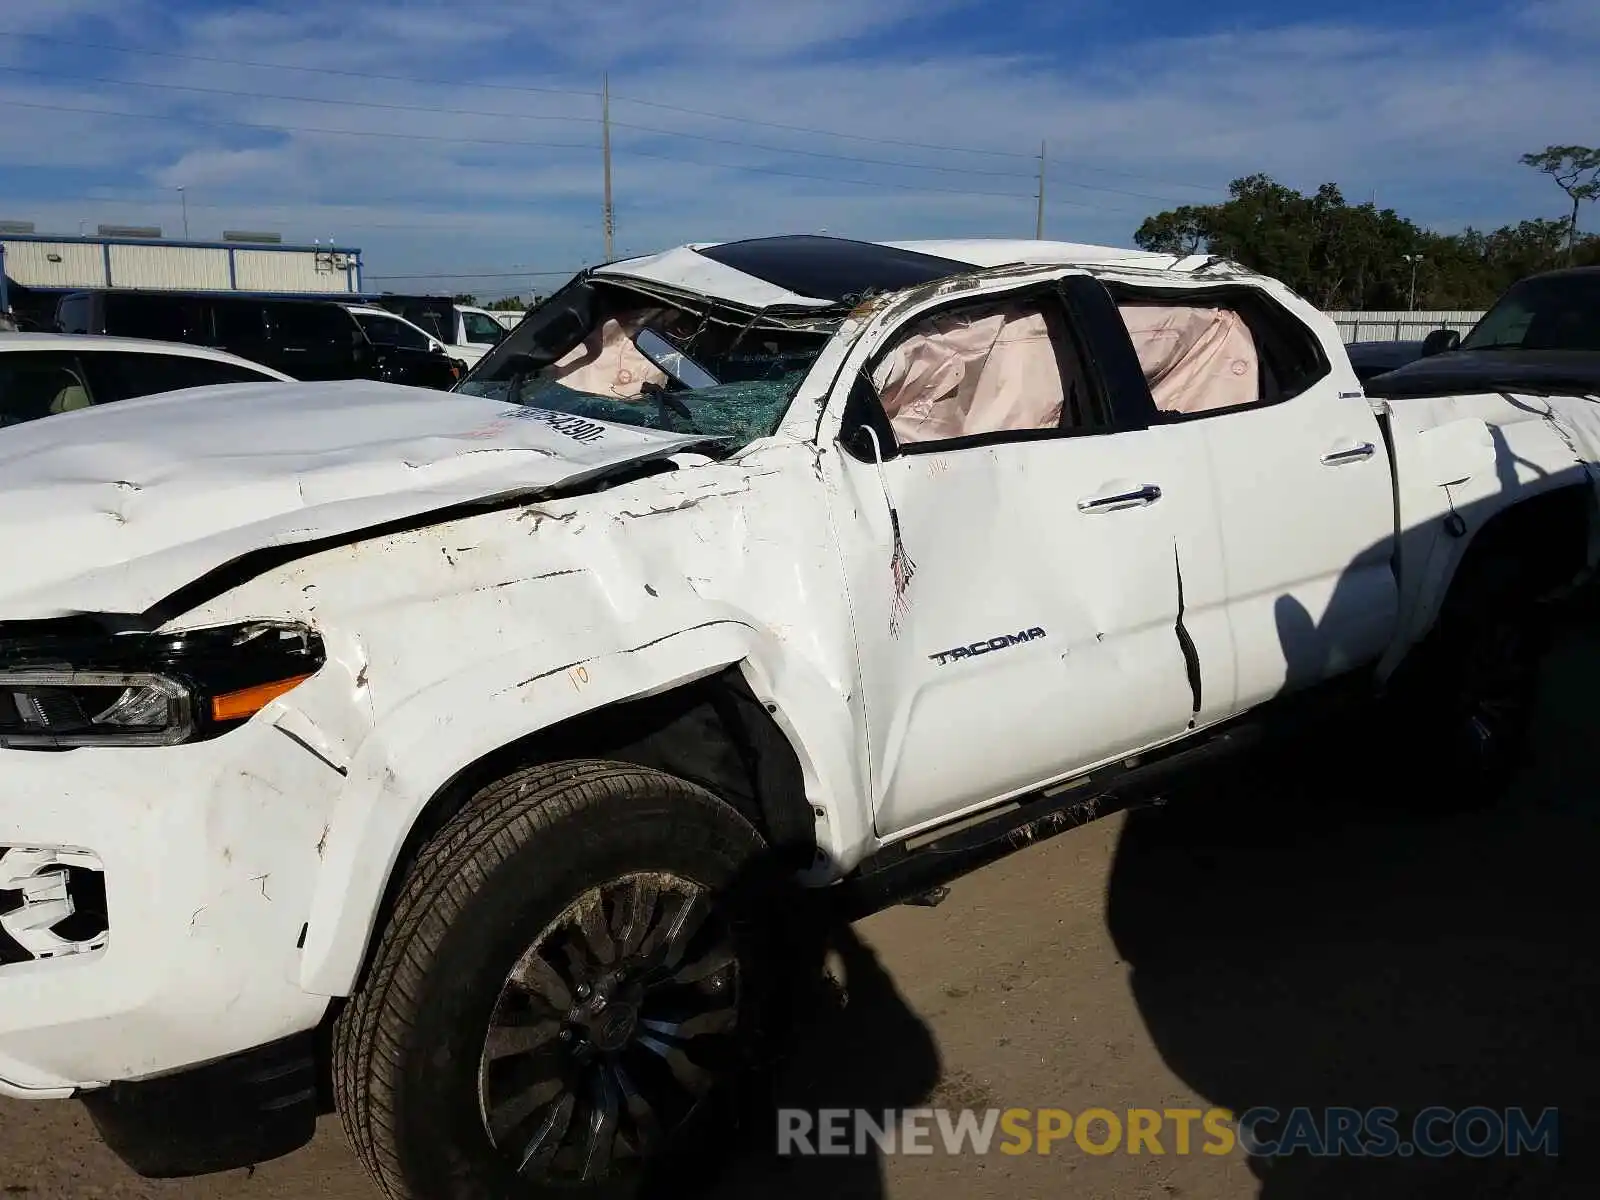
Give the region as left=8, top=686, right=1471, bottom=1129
left=366, top=269, right=583, bottom=280
left=608, top=92, right=1035, bottom=160
left=0, top=28, right=598, bottom=100
left=5, top=98, right=1063, bottom=204
left=612, top=119, right=1041, bottom=180
left=0, top=26, right=1222, bottom=190
left=0, top=28, right=1017, bottom=160
left=2, top=189, right=585, bottom=234
left=0, top=64, right=1060, bottom=185
left=619, top=147, right=1039, bottom=200
left=0, top=63, right=597, bottom=128
left=5, top=97, right=596, bottom=152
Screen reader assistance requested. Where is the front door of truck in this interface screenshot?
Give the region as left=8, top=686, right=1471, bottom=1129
left=822, top=275, right=1229, bottom=842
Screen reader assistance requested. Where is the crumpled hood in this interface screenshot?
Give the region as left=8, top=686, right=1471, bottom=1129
left=0, top=379, right=705, bottom=620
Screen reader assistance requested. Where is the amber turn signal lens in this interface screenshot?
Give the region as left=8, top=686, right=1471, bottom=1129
left=210, top=674, right=313, bottom=723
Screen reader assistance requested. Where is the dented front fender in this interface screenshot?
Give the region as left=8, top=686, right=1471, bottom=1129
left=145, top=446, right=866, bottom=998
left=295, top=614, right=862, bottom=996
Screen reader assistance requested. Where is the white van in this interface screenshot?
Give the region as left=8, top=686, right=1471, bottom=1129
left=364, top=300, right=512, bottom=370
left=450, top=305, right=515, bottom=367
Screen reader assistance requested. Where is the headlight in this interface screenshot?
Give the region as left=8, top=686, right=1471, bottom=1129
left=0, top=620, right=323, bottom=750
left=1, top=670, right=194, bottom=747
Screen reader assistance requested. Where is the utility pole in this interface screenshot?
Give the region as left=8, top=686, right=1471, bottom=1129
left=1402, top=253, right=1424, bottom=312
left=601, top=73, right=615, bottom=262
left=177, top=186, right=189, bottom=239
left=1035, top=140, right=1046, bottom=240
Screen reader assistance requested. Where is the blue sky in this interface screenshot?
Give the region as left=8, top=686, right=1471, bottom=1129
left=1, top=0, right=1596, bottom=299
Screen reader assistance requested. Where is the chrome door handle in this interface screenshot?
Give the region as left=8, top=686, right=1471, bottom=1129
left=1321, top=442, right=1376, bottom=466
left=1078, top=484, right=1162, bottom=512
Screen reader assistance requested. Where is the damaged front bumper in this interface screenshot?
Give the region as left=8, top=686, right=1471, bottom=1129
left=0, top=715, right=343, bottom=1098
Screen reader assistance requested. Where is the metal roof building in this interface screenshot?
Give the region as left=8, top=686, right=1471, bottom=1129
left=0, top=224, right=363, bottom=301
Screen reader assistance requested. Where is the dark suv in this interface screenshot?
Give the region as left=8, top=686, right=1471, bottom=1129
left=1365, top=267, right=1600, bottom=397
left=55, top=290, right=461, bottom=390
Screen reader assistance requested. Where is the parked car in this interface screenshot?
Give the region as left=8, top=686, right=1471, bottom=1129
left=370, top=297, right=510, bottom=369
left=5, top=234, right=1600, bottom=1199
left=1364, top=266, right=1600, bottom=396
left=55, top=289, right=462, bottom=390
left=1, top=332, right=291, bottom=427
left=455, top=304, right=512, bottom=358
left=342, top=303, right=458, bottom=361
left=1, top=281, right=68, bottom=334
left=1344, top=338, right=1427, bottom=383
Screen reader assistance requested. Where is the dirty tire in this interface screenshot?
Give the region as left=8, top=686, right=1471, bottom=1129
left=331, top=760, right=782, bottom=1200
left=1383, top=568, right=1549, bottom=812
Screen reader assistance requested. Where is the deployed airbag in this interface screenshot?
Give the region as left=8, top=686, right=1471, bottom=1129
left=1118, top=303, right=1259, bottom=414
left=872, top=303, right=1077, bottom=443
left=542, top=309, right=672, bottom=400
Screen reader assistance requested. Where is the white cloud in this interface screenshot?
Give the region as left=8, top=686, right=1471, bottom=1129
left=2, top=0, right=1595, bottom=284
left=1520, top=0, right=1600, bottom=40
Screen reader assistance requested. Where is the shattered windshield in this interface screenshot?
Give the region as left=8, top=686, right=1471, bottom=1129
left=1461, top=273, right=1600, bottom=352
left=456, top=278, right=841, bottom=452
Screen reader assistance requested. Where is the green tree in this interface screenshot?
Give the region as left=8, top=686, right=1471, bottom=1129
left=1520, top=145, right=1600, bottom=264
left=452, top=292, right=479, bottom=305
left=1135, top=172, right=1600, bottom=310
left=1133, top=205, right=1210, bottom=254
left=1196, top=174, right=1317, bottom=295
left=1137, top=175, right=1426, bottom=308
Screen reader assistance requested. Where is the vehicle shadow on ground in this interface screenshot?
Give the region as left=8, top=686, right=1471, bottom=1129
left=679, top=920, right=942, bottom=1200
left=1106, top=620, right=1600, bottom=1198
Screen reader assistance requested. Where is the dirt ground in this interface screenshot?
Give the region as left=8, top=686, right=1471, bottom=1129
left=4, top=629, right=1598, bottom=1200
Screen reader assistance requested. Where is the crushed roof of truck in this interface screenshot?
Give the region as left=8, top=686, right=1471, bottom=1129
left=693, top=236, right=974, bottom=305
left=590, top=234, right=1206, bottom=311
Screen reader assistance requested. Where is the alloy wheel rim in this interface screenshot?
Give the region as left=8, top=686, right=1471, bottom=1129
left=476, top=871, right=741, bottom=1184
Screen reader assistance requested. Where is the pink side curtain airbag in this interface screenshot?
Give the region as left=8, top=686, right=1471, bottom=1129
left=1117, top=303, right=1258, bottom=413
left=872, top=305, right=1066, bottom=443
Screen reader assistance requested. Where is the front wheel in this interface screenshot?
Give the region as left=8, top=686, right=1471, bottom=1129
left=332, top=761, right=784, bottom=1200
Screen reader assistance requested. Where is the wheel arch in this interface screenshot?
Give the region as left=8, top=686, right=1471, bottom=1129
left=1383, top=480, right=1595, bottom=681
left=1442, top=483, right=1593, bottom=604
left=296, top=620, right=852, bottom=998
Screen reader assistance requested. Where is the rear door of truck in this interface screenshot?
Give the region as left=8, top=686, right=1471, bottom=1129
left=1099, top=277, right=1398, bottom=709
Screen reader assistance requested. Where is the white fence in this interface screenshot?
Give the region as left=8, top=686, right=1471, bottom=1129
left=1326, top=310, right=1485, bottom=343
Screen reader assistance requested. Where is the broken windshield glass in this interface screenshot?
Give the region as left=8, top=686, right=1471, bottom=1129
left=457, top=277, right=841, bottom=452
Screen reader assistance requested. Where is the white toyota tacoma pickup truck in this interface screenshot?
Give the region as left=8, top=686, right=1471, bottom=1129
left=1, top=237, right=1596, bottom=1198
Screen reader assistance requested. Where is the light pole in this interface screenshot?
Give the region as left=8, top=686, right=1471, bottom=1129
left=177, top=186, right=189, bottom=239
left=1402, top=253, right=1424, bottom=312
